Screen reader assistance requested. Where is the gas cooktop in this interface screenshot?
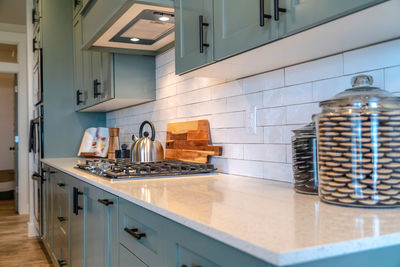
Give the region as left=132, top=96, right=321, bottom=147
left=75, top=159, right=217, bottom=181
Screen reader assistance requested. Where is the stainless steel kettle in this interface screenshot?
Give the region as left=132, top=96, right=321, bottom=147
left=130, top=120, right=164, bottom=163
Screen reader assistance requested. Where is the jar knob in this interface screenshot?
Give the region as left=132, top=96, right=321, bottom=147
left=351, top=75, right=373, bottom=88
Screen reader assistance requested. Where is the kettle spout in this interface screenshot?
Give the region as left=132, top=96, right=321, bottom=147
left=132, top=134, right=139, bottom=143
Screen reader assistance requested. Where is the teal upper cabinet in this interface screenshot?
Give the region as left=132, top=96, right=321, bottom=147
left=80, top=0, right=174, bottom=54
left=175, top=0, right=214, bottom=74
left=213, top=0, right=278, bottom=61
left=278, top=0, right=387, bottom=37
left=75, top=53, right=156, bottom=112
left=175, top=0, right=392, bottom=77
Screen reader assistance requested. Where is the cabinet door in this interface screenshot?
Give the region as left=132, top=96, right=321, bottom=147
left=53, top=174, right=69, bottom=266
left=213, top=0, right=278, bottom=61
left=69, top=179, right=85, bottom=267
left=43, top=167, right=54, bottom=251
left=278, top=0, right=387, bottom=37
left=103, top=191, right=119, bottom=267
left=120, top=245, right=147, bottom=267
left=82, top=50, right=95, bottom=108
left=73, top=17, right=87, bottom=110
left=91, top=51, right=103, bottom=104
left=175, top=0, right=214, bottom=74
left=85, top=184, right=106, bottom=267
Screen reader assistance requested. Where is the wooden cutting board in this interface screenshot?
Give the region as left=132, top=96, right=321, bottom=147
left=165, top=120, right=222, bottom=163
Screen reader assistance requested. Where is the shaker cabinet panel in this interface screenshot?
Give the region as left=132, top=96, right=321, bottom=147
left=175, top=0, right=214, bottom=74
left=73, top=16, right=86, bottom=110
left=278, top=0, right=387, bottom=38
left=213, top=0, right=279, bottom=61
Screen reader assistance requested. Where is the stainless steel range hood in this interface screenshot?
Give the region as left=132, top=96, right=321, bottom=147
left=92, top=2, right=174, bottom=52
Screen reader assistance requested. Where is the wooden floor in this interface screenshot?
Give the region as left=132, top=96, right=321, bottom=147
left=0, top=200, right=53, bottom=267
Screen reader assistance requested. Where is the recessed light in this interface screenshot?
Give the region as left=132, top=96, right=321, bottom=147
left=158, top=16, right=170, bottom=22
left=130, top=37, right=140, bottom=42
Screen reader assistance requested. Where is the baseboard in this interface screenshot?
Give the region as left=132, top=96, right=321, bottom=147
left=27, top=221, right=39, bottom=237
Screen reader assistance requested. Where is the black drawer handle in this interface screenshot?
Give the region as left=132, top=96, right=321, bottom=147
left=199, top=15, right=209, bottom=53
left=97, top=199, right=114, bottom=206
left=124, top=227, right=146, bottom=240
left=93, top=79, right=101, bottom=98
left=50, top=171, right=56, bottom=174
left=182, top=265, right=201, bottom=267
left=259, top=0, right=271, bottom=26
left=57, top=216, right=67, bottom=222
left=274, top=0, right=286, bottom=21
left=57, top=259, right=67, bottom=266
left=57, top=183, right=65, bottom=187
left=76, top=90, right=83, bottom=105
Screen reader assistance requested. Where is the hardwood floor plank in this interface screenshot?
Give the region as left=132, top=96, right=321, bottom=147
left=0, top=200, right=53, bottom=266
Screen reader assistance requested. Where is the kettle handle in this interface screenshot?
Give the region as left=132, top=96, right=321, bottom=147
left=139, top=120, right=156, bottom=141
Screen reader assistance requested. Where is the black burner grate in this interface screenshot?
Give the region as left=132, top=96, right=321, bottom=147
left=75, top=159, right=217, bottom=179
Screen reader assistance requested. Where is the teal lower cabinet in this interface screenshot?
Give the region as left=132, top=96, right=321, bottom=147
left=53, top=171, right=70, bottom=266
left=85, top=183, right=119, bottom=267
left=42, top=165, right=400, bottom=267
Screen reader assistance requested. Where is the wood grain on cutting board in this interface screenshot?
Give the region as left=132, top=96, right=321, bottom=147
left=165, top=120, right=222, bottom=163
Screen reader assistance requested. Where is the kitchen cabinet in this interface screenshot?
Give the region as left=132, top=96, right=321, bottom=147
left=53, top=172, right=70, bottom=266
left=73, top=15, right=156, bottom=112
left=119, top=244, right=148, bottom=267
left=69, top=177, right=85, bottom=267
left=42, top=166, right=54, bottom=254
left=175, top=0, right=389, bottom=76
left=174, top=0, right=214, bottom=74
left=213, top=0, right=278, bottom=61
left=85, top=183, right=119, bottom=267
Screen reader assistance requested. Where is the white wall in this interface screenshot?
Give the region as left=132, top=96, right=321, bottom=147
left=0, top=73, right=15, bottom=170
left=107, top=38, right=400, bottom=182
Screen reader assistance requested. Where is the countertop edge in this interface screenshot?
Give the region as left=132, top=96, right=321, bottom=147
left=41, top=158, right=400, bottom=266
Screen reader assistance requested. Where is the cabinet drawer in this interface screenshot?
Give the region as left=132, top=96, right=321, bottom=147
left=120, top=244, right=148, bottom=267
left=177, top=245, right=220, bottom=267
left=119, top=199, right=165, bottom=266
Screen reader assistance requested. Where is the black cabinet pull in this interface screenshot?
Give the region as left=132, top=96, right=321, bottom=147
left=124, top=227, right=146, bottom=240
left=93, top=79, right=101, bottom=98
left=73, top=187, right=83, bottom=215
left=181, top=265, right=201, bottom=267
left=259, top=0, right=271, bottom=26
left=57, top=259, right=67, bottom=266
left=97, top=199, right=114, bottom=206
left=199, top=15, right=209, bottom=53
left=76, top=90, right=83, bottom=105
left=74, top=0, right=81, bottom=8
left=50, top=170, right=56, bottom=174
left=274, top=0, right=286, bottom=21
left=57, top=183, right=65, bottom=187
left=57, top=216, right=67, bottom=222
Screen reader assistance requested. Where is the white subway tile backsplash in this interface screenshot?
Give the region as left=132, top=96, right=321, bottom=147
left=211, top=80, right=243, bottom=99
left=286, top=103, right=320, bottom=125
left=264, top=162, right=293, bottom=182
left=243, top=69, right=284, bottom=94
left=263, top=88, right=282, bottom=108
left=285, top=54, right=343, bottom=86
left=211, top=112, right=245, bottom=129
left=281, top=83, right=313, bottom=105
left=222, top=144, right=244, bottom=159
left=385, top=66, right=400, bottom=93
left=344, top=39, right=400, bottom=75
left=263, top=126, right=284, bottom=144
left=226, top=92, right=263, bottom=112
left=257, top=107, right=286, bottom=126
left=109, top=39, right=400, bottom=181
left=244, top=144, right=286, bottom=162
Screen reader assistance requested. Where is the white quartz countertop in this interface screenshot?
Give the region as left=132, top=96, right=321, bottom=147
left=42, top=158, right=400, bottom=266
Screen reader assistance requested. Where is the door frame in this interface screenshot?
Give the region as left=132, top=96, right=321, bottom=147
left=0, top=30, right=29, bottom=216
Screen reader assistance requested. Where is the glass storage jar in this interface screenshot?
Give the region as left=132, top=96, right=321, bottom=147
left=316, top=75, right=400, bottom=208
left=291, top=122, right=318, bottom=195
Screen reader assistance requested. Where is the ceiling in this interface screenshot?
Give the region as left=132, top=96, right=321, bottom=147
left=0, top=0, right=26, bottom=25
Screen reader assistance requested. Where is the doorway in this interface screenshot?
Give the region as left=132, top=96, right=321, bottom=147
left=0, top=73, right=17, bottom=209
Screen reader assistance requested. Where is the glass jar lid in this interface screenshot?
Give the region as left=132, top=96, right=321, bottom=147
left=292, top=121, right=316, bottom=136
left=319, top=75, right=400, bottom=109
